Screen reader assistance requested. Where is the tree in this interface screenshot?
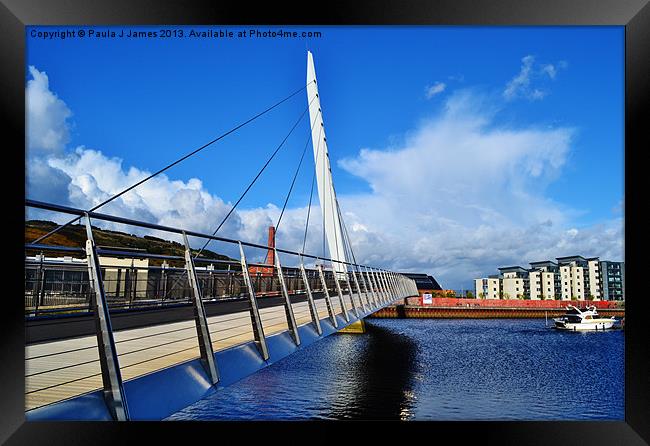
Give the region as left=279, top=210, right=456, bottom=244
left=478, top=292, right=486, bottom=299
left=466, top=291, right=474, bottom=299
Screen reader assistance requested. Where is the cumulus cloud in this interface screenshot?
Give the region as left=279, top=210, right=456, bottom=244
left=503, top=55, right=566, bottom=101
left=26, top=66, right=72, bottom=154
left=337, top=89, right=623, bottom=287
left=424, top=82, right=446, bottom=99
left=25, top=66, right=622, bottom=288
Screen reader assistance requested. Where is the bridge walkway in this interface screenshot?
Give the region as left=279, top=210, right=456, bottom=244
left=26, top=294, right=361, bottom=411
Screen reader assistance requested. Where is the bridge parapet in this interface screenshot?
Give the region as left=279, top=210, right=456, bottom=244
left=24, top=199, right=417, bottom=420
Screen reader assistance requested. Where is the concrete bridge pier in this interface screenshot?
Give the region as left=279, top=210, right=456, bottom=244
left=338, top=319, right=366, bottom=334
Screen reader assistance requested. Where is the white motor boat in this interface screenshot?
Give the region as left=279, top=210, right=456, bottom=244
left=553, top=305, right=617, bottom=331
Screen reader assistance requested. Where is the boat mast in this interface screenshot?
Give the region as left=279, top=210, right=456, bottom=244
left=306, top=51, right=348, bottom=276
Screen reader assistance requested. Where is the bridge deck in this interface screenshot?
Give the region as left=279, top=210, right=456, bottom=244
left=26, top=294, right=363, bottom=411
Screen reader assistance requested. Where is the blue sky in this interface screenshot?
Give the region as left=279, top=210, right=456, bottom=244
left=25, top=26, right=624, bottom=288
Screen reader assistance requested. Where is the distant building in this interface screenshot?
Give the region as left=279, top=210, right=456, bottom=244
left=402, top=273, right=442, bottom=298
left=474, top=255, right=624, bottom=301
left=475, top=275, right=501, bottom=300
left=248, top=226, right=276, bottom=277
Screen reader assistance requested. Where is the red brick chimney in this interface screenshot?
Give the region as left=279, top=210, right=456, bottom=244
left=266, top=226, right=276, bottom=266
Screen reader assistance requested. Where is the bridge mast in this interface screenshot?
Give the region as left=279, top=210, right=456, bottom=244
left=307, top=51, right=348, bottom=275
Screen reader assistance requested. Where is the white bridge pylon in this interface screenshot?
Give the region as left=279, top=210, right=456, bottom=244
left=307, top=51, right=348, bottom=276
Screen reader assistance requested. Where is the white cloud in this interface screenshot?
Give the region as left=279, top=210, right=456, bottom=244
left=337, top=89, right=622, bottom=287
left=541, top=64, right=557, bottom=79
left=26, top=67, right=622, bottom=288
left=503, top=55, right=566, bottom=101
left=424, top=82, right=446, bottom=99
left=26, top=66, right=72, bottom=154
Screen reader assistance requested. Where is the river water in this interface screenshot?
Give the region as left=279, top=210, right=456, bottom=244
left=167, top=318, right=624, bottom=420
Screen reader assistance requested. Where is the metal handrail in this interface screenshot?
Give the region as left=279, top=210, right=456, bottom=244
left=26, top=199, right=388, bottom=271
left=24, top=198, right=417, bottom=420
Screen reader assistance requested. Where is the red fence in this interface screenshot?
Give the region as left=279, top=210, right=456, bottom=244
left=407, top=297, right=620, bottom=309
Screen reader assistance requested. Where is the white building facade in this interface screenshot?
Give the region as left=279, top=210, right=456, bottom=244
left=474, top=255, right=624, bottom=301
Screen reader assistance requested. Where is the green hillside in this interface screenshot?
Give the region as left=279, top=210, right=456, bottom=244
left=25, top=220, right=235, bottom=266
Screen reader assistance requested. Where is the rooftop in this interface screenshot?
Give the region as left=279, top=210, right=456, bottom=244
left=529, top=260, right=557, bottom=268
left=556, top=255, right=587, bottom=263
left=402, top=272, right=442, bottom=290
left=497, top=266, right=528, bottom=273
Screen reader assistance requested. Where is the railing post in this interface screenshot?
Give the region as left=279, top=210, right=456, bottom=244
left=344, top=267, right=360, bottom=318
left=391, top=272, right=401, bottom=299
left=385, top=271, right=395, bottom=299
left=380, top=270, right=393, bottom=303
left=379, top=270, right=389, bottom=303
left=377, top=269, right=389, bottom=303
left=317, top=264, right=338, bottom=328
left=351, top=267, right=369, bottom=313
left=364, top=267, right=378, bottom=307
left=83, top=214, right=129, bottom=421
left=39, top=262, right=47, bottom=311
left=182, top=232, right=219, bottom=385
left=33, top=254, right=43, bottom=314
left=274, top=249, right=300, bottom=346
left=239, top=242, right=269, bottom=360
left=333, top=264, right=350, bottom=322
left=299, top=256, right=322, bottom=335
left=393, top=273, right=402, bottom=297
left=371, top=269, right=385, bottom=304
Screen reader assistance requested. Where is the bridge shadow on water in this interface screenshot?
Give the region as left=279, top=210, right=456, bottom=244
left=326, top=321, right=417, bottom=420
left=166, top=319, right=418, bottom=420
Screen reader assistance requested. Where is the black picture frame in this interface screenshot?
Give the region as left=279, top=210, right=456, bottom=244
left=1, top=0, right=647, bottom=444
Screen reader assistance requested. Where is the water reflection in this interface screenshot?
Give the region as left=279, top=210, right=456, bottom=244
left=167, top=318, right=623, bottom=421
left=326, top=323, right=417, bottom=420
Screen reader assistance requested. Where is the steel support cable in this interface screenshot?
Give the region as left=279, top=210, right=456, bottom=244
left=194, top=93, right=319, bottom=258
left=326, top=155, right=342, bottom=274
left=337, top=199, right=358, bottom=266
left=337, top=201, right=364, bottom=299
left=275, top=109, right=322, bottom=232
left=337, top=199, right=366, bottom=295
left=322, top=143, right=327, bottom=260
left=30, top=81, right=315, bottom=245
left=161, top=95, right=317, bottom=300
left=300, top=120, right=324, bottom=255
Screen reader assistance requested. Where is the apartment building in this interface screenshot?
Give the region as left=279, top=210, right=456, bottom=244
left=474, top=255, right=624, bottom=301
left=601, top=260, right=625, bottom=300
left=475, top=276, right=501, bottom=299
left=528, top=260, right=560, bottom=300
left=498, top=266, right=529, bottom=299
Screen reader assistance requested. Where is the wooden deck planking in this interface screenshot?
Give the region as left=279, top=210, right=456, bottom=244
left=26, top=304, right=287, bottom=411
left=25, top=296, right=365, bottom=412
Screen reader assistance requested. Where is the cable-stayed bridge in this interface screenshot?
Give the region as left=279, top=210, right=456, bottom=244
left=24, top=52, right=418, bottom=421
